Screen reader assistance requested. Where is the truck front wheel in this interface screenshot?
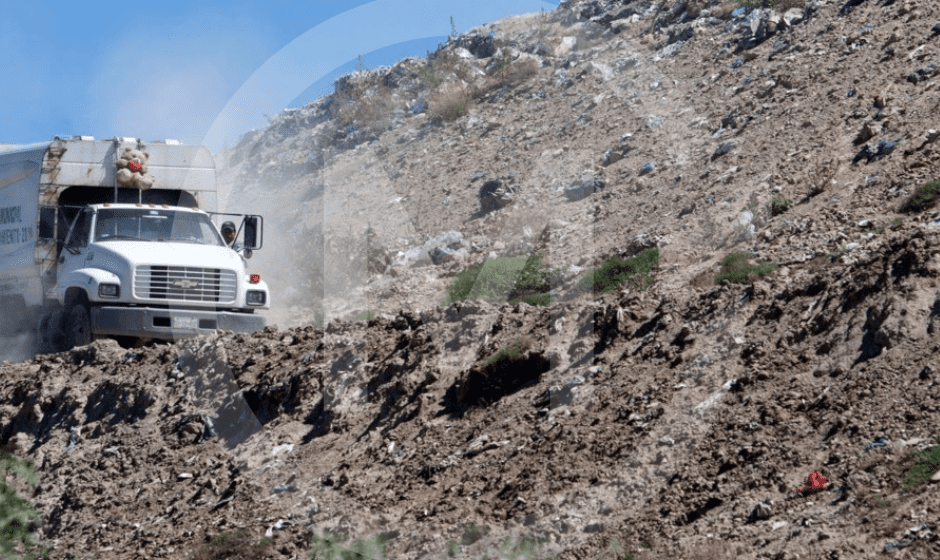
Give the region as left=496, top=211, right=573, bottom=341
left=65, top=302, right=94, bottom=349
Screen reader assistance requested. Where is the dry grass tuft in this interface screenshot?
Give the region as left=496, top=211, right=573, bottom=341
left=805, top=156, right=837, bottom=199
left=428, top=83, right=476, bottom=122
left=489, top=57, right=540, bottom=89
left=191, top=530, right=273, bottom=560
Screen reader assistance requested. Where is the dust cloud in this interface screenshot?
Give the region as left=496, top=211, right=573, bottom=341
left=0, top=299, right=41, bottom=363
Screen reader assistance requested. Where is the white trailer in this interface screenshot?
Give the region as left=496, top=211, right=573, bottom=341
left=0, top=136, right=270, bottom=352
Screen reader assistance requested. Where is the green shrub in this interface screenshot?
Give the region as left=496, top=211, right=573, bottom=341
left=901, top=439, right=940, bottom=492
left=419, top=50, right=462, bottom=91
left=353, top=310, right=376, bottom=322
left=0, top=452, right=47, bottom=560
left=310, top=531, right=390, bottom=560
left=576, top=248, right=660, bottom=295
left=442, top=252, right=563, bottom=306
left=902, top=179, right=940, bottom=212
left=766, top=197, right=792, bottom=217
left=890, top=217, right=903, bottom=229
left=509, top=293, right=554, bottom=307
left=461, top=525, right=490, bottom=546
left=827, top=245, right=848, bottom=260
left=716, top=251, right=777, bottom=284
left=610, top=540, right=641, bottom=560
left=482, top=337, right=532, bottom=370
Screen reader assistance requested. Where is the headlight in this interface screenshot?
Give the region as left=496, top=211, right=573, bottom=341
left=99, top=283, right=120, bottom=298
left=246, top=290, right=266, bottom=305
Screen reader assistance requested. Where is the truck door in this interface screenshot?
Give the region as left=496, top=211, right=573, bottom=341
left=59, top=209, right=92, bottom=287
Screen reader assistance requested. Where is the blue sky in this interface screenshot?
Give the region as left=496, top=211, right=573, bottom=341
left=2, top=0, right=558, bottom=152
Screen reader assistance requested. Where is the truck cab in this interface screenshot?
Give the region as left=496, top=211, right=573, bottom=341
left=51, top=202, right=269, bottom=349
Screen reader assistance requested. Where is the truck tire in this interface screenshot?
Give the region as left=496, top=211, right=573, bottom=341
left=39, top=309, right=65, bottom=354
left=64, top=302, right=94, bottom=349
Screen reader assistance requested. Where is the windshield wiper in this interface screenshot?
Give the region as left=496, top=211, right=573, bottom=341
left=97, top=234, right=143, bottom=241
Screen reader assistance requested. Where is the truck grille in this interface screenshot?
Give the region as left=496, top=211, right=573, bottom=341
left=134, top=266, right=237, bottom=303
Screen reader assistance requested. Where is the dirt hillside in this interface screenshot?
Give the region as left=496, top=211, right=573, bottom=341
left=4, top=0, right=940, bottom=558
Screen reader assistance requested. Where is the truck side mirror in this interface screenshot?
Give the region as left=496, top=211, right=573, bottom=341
left=38, top=207, right=56, bottom=241
left=243, top=215, right=262, bottom=250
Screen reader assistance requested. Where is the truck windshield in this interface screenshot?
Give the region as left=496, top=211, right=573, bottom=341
left=94, top=208, right=223, bottom=246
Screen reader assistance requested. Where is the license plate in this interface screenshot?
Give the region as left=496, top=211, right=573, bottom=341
left=172, top=317, right=199, bottom=330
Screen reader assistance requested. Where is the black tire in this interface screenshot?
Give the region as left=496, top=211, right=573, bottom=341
left=64, top=302, right=93, bottom=349
left=38, top=309, right=65, bottom=354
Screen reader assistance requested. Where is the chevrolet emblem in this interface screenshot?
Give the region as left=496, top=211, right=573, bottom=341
left=172, top=279, right=199, bottom=289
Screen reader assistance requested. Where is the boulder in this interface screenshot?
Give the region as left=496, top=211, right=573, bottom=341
left=564, top=175, right=605, bottom=202
left=455, top=32, right=496, bottom=59
left=479, top=179, right=517, bottom=214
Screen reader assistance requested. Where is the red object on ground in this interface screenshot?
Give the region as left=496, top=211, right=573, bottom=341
left=795, top=471, right=827, bottom=494
left=128, top=161, right=142, bottom=172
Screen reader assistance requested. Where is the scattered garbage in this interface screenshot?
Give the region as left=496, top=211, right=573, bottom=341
left=864, top=437, right=888, bottom=452
left=646, top=115, right=665, bottom=129
left=884, top=539, right=914, bottom=552
left=795, top=471, right=827, bottom=494
left=66, top=426, right=80, bottom=453
left=639, top=162, right=655, bottom=176
left=907, top=63, right=938, bottom=84
left=408, top=100, right=427, bottom=115
left=732, top=6, right=747, bottom=18
left=730, top=57, right=744, bottom=69
left=853, top=139, right=898, bottom=164
left=847, top=88, right=855, bottom=97
left=265, top=519, right=290, bottom=538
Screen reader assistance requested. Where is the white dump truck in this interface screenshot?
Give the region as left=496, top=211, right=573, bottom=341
left=0, top=135, right=270, bottom=352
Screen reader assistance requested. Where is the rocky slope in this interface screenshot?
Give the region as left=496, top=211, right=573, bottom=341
left=4, top=0, right=940, bottom=558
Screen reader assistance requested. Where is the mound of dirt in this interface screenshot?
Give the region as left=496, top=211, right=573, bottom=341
left=6, top=0, right=940, bottom=558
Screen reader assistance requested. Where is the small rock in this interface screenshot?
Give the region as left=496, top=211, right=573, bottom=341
left=272, top=443, right=294, bottom=456
left=751, top=501, right=773, bottom=520
left=177, top=473, right=193, bottom=481
left=854, top=122, right=876, bottom=145
left=712, top=141, right=735, bottom=160
left=602, top=149, right=622, bottom=166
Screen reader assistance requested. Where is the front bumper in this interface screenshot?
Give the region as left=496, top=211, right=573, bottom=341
left=91, top=306, right=265, bottom=340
